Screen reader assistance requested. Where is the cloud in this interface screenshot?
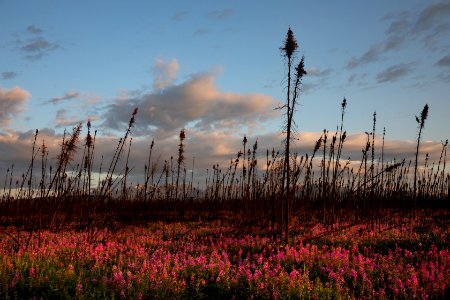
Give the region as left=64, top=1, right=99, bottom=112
left=376, top=63, right=414, bottom=83
left=437, top=72, right=450, bottom=83
left=385, top=11, right=411, bottom=35
left=262, top=79, right=277, bottom=89
left=0, top=86, right=30, bottom=127
left=152, top=58, right=179, bottom=90
left=348, top=2, right=450, bottom=69
left=54, top=108, right=100, bottom=128
left=193, top=28, right=209, bottom=36
left=26, top=25, right=43, bottom=35
left=43, top=91, right=102, bottom=128
left=302, top=82, right=321, bottom=94
left=54, top=109, right=81, bottom=128
left=302, top=67, right=332, bottom=93
left=348, top=73, right=367, bottom=85
left=46, top=91, right=80, bottom=104
left=9, top=25, right=61, bottom=60
left=409, top=3, right=450, bottom=50
left=172, top=11, right=188, bottom=21
left=0, top=129, right=62, bottom=184
left=347, top=36, right=405, bottom=69
left=413, top=2, right=450, bottom=33
left=20, top=37, right=59, bottom=60
left=1, top=72, right=17, bottom=80
left=0, top=127, right=445, bottom=190
left=435, top=54, right=450, bottom=67
left=207, top=8, right=234, bottom=20
left=347, top=48, right=381, bottom=69
left=21, top=38, right=55, bottom=52
left=306, top=67, right=332, bottom=77
left=103, top=72, right=277, bottom=138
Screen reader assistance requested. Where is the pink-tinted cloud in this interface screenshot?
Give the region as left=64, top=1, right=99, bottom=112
left=0, top=126, right=446, bottom=190
left=152, top=58, right=179, bottom=90
left=54, top=109, right=100, bottom=128
left=104, top=72, right=277, bottom=138
left=0, top=86, right=30, bottom=127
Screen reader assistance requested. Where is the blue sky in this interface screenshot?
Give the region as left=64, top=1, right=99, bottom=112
left=1, top=1, right=449, bottom=179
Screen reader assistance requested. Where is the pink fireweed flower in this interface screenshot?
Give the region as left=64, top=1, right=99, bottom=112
left=76, top=283, right=83, bottom=294
left=67, top=263, right=74, bottom=275
left=289, top=269, right=299, bottom=279
left=245, top=268, right=253, bottom=280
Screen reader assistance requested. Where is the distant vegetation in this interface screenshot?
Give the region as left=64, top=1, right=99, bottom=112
left=1, top=28, right=448, bottom=299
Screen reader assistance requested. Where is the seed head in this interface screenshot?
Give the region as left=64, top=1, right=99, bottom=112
left=420, top=104, right=429, bottom=125
left=129, top=107, right=138, bottom=127
left=341, top=98, right=347, bottom=110
left=295, top=56, right=307, bottom=79
left=86, top=132, right=93, bottom=147
left=313, top=137, right=322, bottom=153
left=179, top=129, right=186, bottom=141
left=282, top=27, right=298, bottom=59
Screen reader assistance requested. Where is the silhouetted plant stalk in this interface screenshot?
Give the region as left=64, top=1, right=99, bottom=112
left=176, top=129, right=185, bottom=201
left=15, top=130, right=40, bottom=201
left=143, top=139, right=154, bottom=203
left=414, top=104, right=429, bottom=205
left=370, top=111, right=376, bottom=228
left=84, top=120, right=96, bottom=197
left=28, top=130, right=39, bottom=198
left=362, top=132, right=370, bottom=219
left=330, top=99, right=347, bottom=226
left=279, top=27, right=307, bottom=243
left=98, top=108, right=137, bottom=199
left=122, top=137, right=133, bottom=200
left=45, top=123, right=82, bottom=199
left=321, top=129, right=328, bottom=221
left=434, top=139, right=448, bottom=197
left=175, top=129, right=186, bottom=217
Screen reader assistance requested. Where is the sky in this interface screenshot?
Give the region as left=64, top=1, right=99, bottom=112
left=1, top=1, right=449, bottom=187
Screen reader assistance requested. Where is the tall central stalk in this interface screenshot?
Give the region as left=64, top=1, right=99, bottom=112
left=280, top=28, right=306, bottom=243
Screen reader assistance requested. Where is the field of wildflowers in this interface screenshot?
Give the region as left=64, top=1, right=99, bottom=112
left=1, top=28, right=449, bottom=299
left=1, top=215, right=448, bottom=299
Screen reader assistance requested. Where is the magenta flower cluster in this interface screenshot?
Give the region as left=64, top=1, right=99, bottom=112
left=1, top=221, right=448, bottom=299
